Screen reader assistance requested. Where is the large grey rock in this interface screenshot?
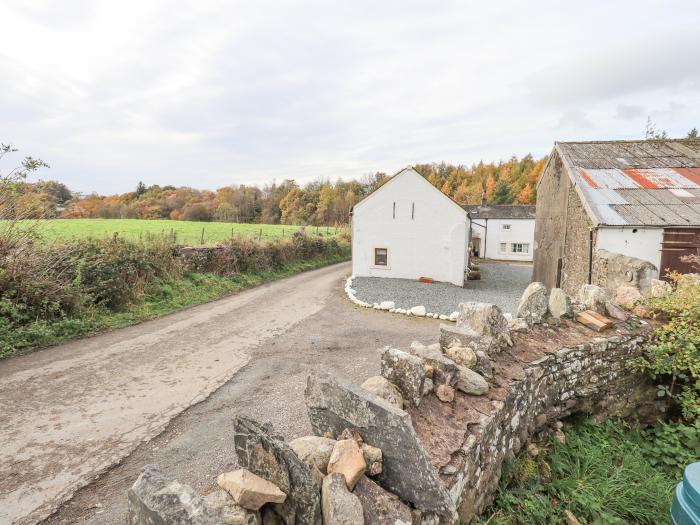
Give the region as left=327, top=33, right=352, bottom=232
left=456, top=302, right=509, bottom=342
left=548, top=288, right=572, bottom=319
left=614, top=285, right=643, bottom=310
left=305, top=373, right=454, bottom=519
left=407, top=341, right=459, bottom=386
left=438, top=323, right=501, bottom=357
left=443, top=344, right=476, bottom=369
left=579, top=284, right=606, bottom=313
left=289, top=436, right=336, bottom=474
left=380, top=348, right=426, bottom=407
left=359, top=376, right=403, bottom=409
left=474, top=350, right=494, bottom=379
left=128, top=465, right=224, bottom=525
left=354, top=476, right=413, bottom=525
left=233, top=417, right=322, bottom=525
left=321, top=474, right=364, bottom=525
left=605, top=301, right=628, bottom=321
left=517, top=282, right=548, bottom=324
left=202, top=490, right=261, bottom=525
left=455, top=366, right=489, bottom=395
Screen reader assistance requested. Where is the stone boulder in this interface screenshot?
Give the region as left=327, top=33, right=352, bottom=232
left=202, top=490, right=262, bottom=525
left=455, top=366, right=489, bottom=395
left=380, top=348, right=425, bottom=407
left=321, top=474, right=364, bottom=525
left=327, top=439, right=366, bottom=490
left=443, top=344, right=476, bottom=368
left=410, top=305, right=427, bottom=317
left=435, top=384, right=455, bottom=402
left=233, top=417, right=322, bottom=525
left=360, top=444, right=383, bottom=476
left=408, top=341, right=459, bottom=386
left=456, top=302, right=509, bottom=341
left=605, top=301, right=628, bottom=321
left=579, top=284, right=606, bottom=313
left=517, top=282, right=548, bottom=324
left=128, top=464, right=224, bottom=525
left=359, top=376, right=403, bottom=409
left=438, top=323, right=502, bottom=357
left=289, top=436, right=336, bottom=474
left=507, top=318, right=529, bottom=332
left=650, top=278, right=672, bottom=297
left=353, top=476, right=413, bottom=524
left=305, top=373, right=455, bottom=519
left=218, top=470, right=286, bottom=511
left=548, top=288, right=572, bottom=319
left=614, top=285, right=643, bottom=310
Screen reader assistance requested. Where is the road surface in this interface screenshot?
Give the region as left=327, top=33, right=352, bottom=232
left=2, top=262, right=429, bottom=525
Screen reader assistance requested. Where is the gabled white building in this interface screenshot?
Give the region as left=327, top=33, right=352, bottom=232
left=465, top=205, right=536, bottom=262
left=351, top=168, right=468, bottom=286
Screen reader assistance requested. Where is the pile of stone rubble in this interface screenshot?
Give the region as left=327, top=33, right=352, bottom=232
left=127, top=275, right=679, bottom=524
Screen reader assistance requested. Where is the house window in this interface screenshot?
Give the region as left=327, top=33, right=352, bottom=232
left=502, top=224, right=511, bottom=231
left=374, top=247, right=388, bottom=266
left=511, top=243, right=529, bottom=254
left=499, top=242, right=507, bottom=253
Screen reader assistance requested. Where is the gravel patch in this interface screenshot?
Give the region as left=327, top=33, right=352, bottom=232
left=352, top=262, right=532, bottom=316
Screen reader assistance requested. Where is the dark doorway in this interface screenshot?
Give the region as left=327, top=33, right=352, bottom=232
left=660, top=228, right=700, bottom=279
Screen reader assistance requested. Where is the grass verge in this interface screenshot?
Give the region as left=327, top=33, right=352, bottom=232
left=0, top=254, right=349, bottom=360
left=476, top=418, right=691, bottom=525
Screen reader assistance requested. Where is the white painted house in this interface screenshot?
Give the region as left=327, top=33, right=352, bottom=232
left=465, top=205, right=536, bottom=262
left=351, top=167, right=468, bottom=286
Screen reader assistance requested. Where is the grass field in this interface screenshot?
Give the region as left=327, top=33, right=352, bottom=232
left=16, top=219, right=346, bottom=245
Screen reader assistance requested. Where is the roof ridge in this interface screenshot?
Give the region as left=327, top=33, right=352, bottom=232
left=555, top=138, right=700, bottom=145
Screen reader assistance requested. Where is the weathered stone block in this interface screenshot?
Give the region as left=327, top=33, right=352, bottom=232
left=289, top=436, right=336, bottom=475
left=408, top=341, right=460, bottom=386
left=517, top=282, right=549, bottom=324
left=321, top=473, right=364, bottom=525
left=354, top=476, right=413, bottom=524
left=128, top=464, right=224, bottom=525
left=380, top=348, right=425, bottom=407
left=305, top=373, right=454, bottom=518
left=548, top=288, right=572, bottom=319
left=202, top=490, right=261, bottom=525
left=360, top=376, right=403, bottom=409
left=579, top=284, right=606, bottom=313
left=439, top=323, right=500, bottom=357
left=233, top=417, right=322, bottom=525
left=456, top=302, right=509, bottom=342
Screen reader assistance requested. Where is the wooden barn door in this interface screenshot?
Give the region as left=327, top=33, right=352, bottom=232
left=660, top=228, right=700, bottom=279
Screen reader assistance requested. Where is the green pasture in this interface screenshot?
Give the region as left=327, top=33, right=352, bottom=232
left=14, top=219, right=346, bottom=245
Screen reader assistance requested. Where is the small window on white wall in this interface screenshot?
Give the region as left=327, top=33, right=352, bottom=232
left=502, top=224, right=511, bottom=231
left=511, top=243, right=529, bottom=254
left=499, top=243, right=507, bottom=253
left=374, top=247, right=388, bottom=266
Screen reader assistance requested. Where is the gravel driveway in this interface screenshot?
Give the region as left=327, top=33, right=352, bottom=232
left=352, top=262, right=532, bottom=316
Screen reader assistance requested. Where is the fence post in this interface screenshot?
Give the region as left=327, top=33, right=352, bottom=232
left=259, top=228, right=262, bottom=241
left=201, top=227, right=205, bottom=245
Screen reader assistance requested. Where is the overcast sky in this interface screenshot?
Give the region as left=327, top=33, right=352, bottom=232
left=2, top=1, right=699, bottom=194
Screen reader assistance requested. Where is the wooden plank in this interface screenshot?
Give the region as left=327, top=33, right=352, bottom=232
left=575, top=310, right=613, bottom=332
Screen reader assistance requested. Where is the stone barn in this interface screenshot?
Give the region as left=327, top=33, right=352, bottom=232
left=351, top=167, right=469, bottom=286
left=533, top=139, right=700, bottom=297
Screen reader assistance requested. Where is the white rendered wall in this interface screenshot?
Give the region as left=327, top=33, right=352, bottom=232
left=596, top=227, right=662, bottom=270
left=472, top=218, right=535, bottom=261
left=352, top=170, right=468, bottom=286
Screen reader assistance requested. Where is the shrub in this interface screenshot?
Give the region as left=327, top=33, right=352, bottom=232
left=632, top=273, right=700, bottom=421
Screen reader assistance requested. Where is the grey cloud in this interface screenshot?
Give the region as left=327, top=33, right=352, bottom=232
left=615, top=104, right=645, bottom=120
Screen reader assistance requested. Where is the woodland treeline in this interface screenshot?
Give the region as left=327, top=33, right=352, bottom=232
left=5, top=154, right=544, bottom=225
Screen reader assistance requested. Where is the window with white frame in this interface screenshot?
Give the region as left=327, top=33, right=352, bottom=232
left=499, top=242, right=507, bottom=253
left=501, top=223, right=511, bottom=231
left=374, top=247, right=388, bottom=266
left=511, top=243, right=529, bottom=254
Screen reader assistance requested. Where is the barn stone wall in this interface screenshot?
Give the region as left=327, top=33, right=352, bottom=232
left=559, top=184, right=595, bottom=297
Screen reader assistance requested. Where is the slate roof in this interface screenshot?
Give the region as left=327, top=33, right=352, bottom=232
left=464, top=204, right=536, bottom=220
left=555, top=140, right=700, bottom=227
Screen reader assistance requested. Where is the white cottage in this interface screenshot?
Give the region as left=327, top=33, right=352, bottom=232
left=465, top=204, right=536, bottom=262
left=351, top=167, right=468, bottom=286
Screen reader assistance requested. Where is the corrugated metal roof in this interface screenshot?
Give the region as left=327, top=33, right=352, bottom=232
left=556, top=140, right=700, bottom=227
